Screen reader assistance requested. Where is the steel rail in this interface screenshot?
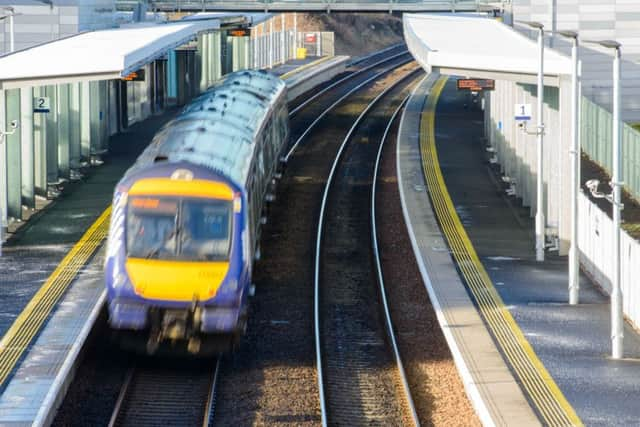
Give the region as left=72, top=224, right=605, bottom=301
left=289, top=50, right=410, bottom=117
left=285, top=55, right=413, bottom=162
left=313, top=66, right=420, bottom=427
left=108, top=367, right=135, bottom=427
left=108, top=360, right=219, bottom=427
left=371, top=94, right=420, bottom=426
left=348, top=43, right=406, bottom=67
left=202, top=358, right=221, bottom=427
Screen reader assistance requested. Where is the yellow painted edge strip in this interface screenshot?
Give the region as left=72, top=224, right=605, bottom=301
left=421, top=76, right=582, bottom=427
left=280, top=55, right=334, bottom=81
left=0, top=206, right=111, bottom=388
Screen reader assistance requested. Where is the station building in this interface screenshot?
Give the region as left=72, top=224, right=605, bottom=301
left=0, top=0, right=116, bottom=55
left=509, top=0, right=640, bottom=123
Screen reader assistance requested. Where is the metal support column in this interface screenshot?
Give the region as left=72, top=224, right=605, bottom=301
left=535, top=26, right=546, bottom=262
left=69, top=83, right=81, bottom=170
left=20, top=87, right=34, bottom=208
left=80, top=81, right=91, bottom=160
left=269, top=18, right=273, bottom=68
left=212, top=32, right=221, bottom=81
left=611, top=45, right=623, bottom=359
left=33, top=86, right=47, bottom=196
left=167, top=50, right=178, bottom=106
left=89, top=81, right=101, bottom=156
left=4, top=89, right=21, bottom=219
left=0, top=89, right=7, bottom=230
left=45, top=85, right=58, bottom=187
left=281, top=14, right=285, bottom=64
left=199, top=33, right=208, bottom=92
left=294, top=12, right=297, bottom=56
left=99, top=80, right=108, bottom=150
left=57, top=84, right=71, bottom=179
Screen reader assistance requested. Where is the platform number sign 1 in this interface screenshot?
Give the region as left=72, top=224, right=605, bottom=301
left=33, top=97, right=51, bottom=113
left=514, top=103, right=532, bottom=121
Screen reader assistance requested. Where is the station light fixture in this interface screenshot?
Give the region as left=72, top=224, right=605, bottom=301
left=583, top=38, right=624, bottom=359
left=555, top=29, right=581, bottom=305
left=517, top=20, right=547, bottom=262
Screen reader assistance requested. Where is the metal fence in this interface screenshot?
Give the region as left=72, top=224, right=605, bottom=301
left=578, top=192, right=640, bottom=330
left=252, top=31, right=334, bottom=69
left=581, top=96, right=640, bottom=201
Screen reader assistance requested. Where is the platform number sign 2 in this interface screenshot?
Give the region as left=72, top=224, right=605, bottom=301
left=33, top=97, right=51, bottom=113
left=514, top=103, right=532, bottom=121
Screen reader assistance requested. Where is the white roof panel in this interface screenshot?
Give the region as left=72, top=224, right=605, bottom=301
left=404, top=14, right=572, bottom=82
left=0, top=19, right=225, bottom=89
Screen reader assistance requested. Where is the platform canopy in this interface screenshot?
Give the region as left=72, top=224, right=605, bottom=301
left=403, top=13, right=573, bottom=86
left=0, top=17, right=241, bottom=89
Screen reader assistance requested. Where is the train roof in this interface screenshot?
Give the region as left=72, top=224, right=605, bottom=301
left=124, top=69, right=286, bottom=185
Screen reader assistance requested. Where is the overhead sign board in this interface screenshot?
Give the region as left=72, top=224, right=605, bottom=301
left=33, top=97, right=50, bottom=113
left=121, top=69, right=145, bottom=82
left=456, top=78, right=495, bottom=91
left=514, top=103, right=532, bottom=121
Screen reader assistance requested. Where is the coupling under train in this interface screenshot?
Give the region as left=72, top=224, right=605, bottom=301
left=104, top=70, right=289, bottom=354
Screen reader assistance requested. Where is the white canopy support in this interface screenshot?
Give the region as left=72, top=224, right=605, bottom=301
left=403, top=13, right=573, bottom=86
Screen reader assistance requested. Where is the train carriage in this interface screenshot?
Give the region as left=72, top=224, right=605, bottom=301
left=104, top=70, right=289, bottom=354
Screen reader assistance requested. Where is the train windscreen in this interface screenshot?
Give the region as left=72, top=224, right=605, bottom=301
left=126, top=196, right=232, bottom=261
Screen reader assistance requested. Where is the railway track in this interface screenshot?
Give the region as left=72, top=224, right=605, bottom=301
left=108, top=358, right=220, bottom=427
left=212, top=50, right=419, bottom=424
left=53, top=45, right=418, bottom=426
left=313, top=66, right=422, bottom=425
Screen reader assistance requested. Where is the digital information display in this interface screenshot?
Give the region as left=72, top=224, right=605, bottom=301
left=121, top=69, right=146, bottom=82
left=456, top=79, right=495, bottom=91
left=229, top=28, right=250, bottom=37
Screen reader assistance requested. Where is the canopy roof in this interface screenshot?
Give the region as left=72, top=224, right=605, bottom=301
left=404, top=14, right=573, bottom=86
left=0, top=18, right=235, bottom=89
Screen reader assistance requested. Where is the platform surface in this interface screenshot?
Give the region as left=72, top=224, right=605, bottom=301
left=397, top=75, right=540, bottom=426
left=434, top=78, right=640, bottom=426
left=0, top=252, right=104, bottom=426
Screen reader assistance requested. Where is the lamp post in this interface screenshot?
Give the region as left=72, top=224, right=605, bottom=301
left=0, top=7, right=17, bottom=53
left=584, top=39, right=623, bottom=359
left=556, top=30, right=580, bottom=305
left=521, top=21, right=547, bottom=262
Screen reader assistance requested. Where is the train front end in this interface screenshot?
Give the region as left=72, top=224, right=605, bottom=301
left=105, top=163, right=250, bottom=354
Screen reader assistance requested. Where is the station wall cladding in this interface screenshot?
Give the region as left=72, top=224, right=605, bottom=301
left=511, top=0, right=640, bottom=122
left=0, top=0, right=116, bottom=55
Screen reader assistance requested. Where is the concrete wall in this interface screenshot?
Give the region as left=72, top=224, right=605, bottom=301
left=511, top=0, right=640, bottom=123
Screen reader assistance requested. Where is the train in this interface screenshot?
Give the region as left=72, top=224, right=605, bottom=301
left=104, top=70, right=289, bottom=354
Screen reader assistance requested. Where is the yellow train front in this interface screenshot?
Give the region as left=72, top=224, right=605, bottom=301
left=104, top=70, right=289, bottom=354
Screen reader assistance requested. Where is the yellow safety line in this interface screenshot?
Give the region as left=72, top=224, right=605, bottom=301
left=0, top=206, right=111, bottom=388
left=421, top=76, right=582, bottom=427
left=280, top=55, right=334, bottom=80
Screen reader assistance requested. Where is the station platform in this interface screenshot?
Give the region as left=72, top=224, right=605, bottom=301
left=399, top=74, right=640, bottom=426
left=0, top=55, right=347, bottom=426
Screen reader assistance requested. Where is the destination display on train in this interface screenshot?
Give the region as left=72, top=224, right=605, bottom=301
left=456, top=78, right=495, bottom=91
